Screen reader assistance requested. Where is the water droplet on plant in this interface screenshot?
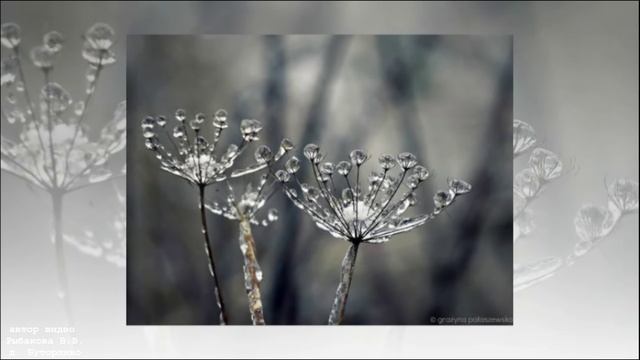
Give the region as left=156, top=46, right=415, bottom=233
left=378, top=154, right=396, bottom=171
left=213, top=109, right=228, bottom=128
left=319, top=162, right=334, bottom=176
left=336, top=160, right=351, bottom=176
left=529, top=148, right=562, bottom=181
left=448, top=178, right=471, bottom=194
left=280, top=138, right=294, bottom=151
left=268, top=208, right=279, bottom=222
left=303, top=143, right=320, bottom=161
left=275, top=169, right=290, bottom=182
left=514, top=168, right=540, bottom=198
left=240, top=119, right=262, bottom=142
left=82, top=45, right=116, bottom=66
left=513, top=119, right=536, bottom=156
left=40, top=82, right=72, bottom=114
left=175, top=109, right=186, bottom=122
left=43, top=31, right=64, bottom=52
left=406, top=174, right=420, bottom=189
left=30, top=45, right=56, bottom=69
left=1, top=23, right=21, bottom=48
left=173, top=125, right=185, bottom=139
left=285, top=156, right=300, bottom=174
left=433, top=191, right=453, bottom=208
left=85, top=23, right=115, bottom=50
left=155, top=115, right=166, bottom=127
left=350, top=149, right=368, bottom=166
left=574, top=204, right=614, bottom=242
left=413, top=165, right=430, bottom=181
left=255, top=144, right=273, bottom=164
left=397, top=152, right=417, bottom=169
left=607, top=178, right=638, bottom=213
left=145, top=137, right=160, bottom=150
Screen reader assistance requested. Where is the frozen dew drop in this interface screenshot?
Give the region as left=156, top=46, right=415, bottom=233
left=433, top=191, right=453, bottom=208
left=378, top=154, right=396, bottom=171
left=240, top=119, right=262, bottom=142
left=303, top=143, right=320, bottom=161
left=40, top=82, right=72, bottom=114
left=513, top=119, right=536, bottom=156
left=280, top=138, right=294, bottom=151
left=285, top=156, right=300, bottom=174
left=82, top=45, right=116, bottom=66
left=30, top=45, right=56, bottom=69
left=196, top=135, right=208, bottom=148
left=213, top=109, right=228, bottom=128
left=173, top=125, right=186, bottom=139
left=529, top=148, right=562, bottom=181
left=574, top=204, right=614, bottom=242
left=175, top=109, right=187, bottom=122
left=336, top=160, right=352, bottom=176
left=1, top=23, right=21, bottom=48
left=155, top=115, right=167, bottom=127
left=275, top=169, right=291, bottom=182
left=319, top=162, right=334, bottom=176
left=304, top=186, right=321, bottom=201
left=194, top=112, right=206, bottom=125
left=85, top=23, right=115, bottom=50
left=140, top=116, right=155, bottom=130
left=607, top=178, right=639, bottom=213
left=145, top=137, right=160, bottom=150
left=189, top=118, right=201, bottom=131
left=397, top=152, right=418, bottom=169
left=342, top=188, right=354, bottom=206
left=413, top=165, right=430, bottom=181
left=43, top=31, right=64, bottom=53
left=406, top=174, right=420, bottom=189
left=448, top=178, right=472, bottom=194
left=254, top=144, right=273, bottom=164
left=350, top=149, right=368, bottom=166
left=268, top=208, right=279, bottom=222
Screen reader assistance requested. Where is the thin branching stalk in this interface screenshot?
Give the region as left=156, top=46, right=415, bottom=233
left=51, top=191, right=73, bottom=324
left=198, top=185, right=228, bottom=325
left=238, top=217, right=265, bottom=325
left=328, top=241, right=360, bottom=325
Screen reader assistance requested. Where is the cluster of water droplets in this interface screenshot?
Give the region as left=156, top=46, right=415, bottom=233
left=204, top=137, right=294, bottom=226
left=275, top=144, right=471, bottom=243
left=142, top=108, right=293, bottom=187
left=1, top=22, right=124, bottom=192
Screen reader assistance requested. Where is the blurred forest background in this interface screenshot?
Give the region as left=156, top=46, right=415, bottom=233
left=127, top=35, right=513, bottom=325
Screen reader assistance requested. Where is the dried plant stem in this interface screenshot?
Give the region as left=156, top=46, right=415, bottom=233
left=238, top=218, right=266, bottom=325
left=198, top=185, right=228, bottom=325
left=51, top=191, right=73, bottom=325
left=328, top=241, right=360, bottom=325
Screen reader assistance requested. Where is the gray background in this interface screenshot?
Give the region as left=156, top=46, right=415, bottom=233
left=1, top=0, right=638, bottom=357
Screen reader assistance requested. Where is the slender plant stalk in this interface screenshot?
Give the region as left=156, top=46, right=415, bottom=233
left=238, top=218, right=266, bottom=325
left=198, top=185, right=228, bottom=325
left=51, top=191, right=73, bottom=325
left=328, top=241, right=360, bottom=325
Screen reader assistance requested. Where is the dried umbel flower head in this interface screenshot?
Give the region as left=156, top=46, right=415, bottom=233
left=141, top=109, right=291, bottom=186
left=1, top=23, right=124, bottom=192
left=279, top=144, right=471, bottom=325
left=206, top=140, right=293, bottom=226
left=278, top=144, right=472, bottom=244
